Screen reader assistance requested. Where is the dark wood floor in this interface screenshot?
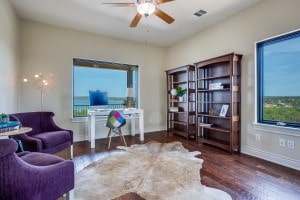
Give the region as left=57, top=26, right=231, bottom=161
left=57, top=131, right=300, bottom=200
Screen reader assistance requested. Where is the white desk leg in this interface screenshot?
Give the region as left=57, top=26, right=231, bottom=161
left=88, top=117, right=91, bottom=142
left=131, top=114, right=135, bottom=136
left=91, top=115, right=95, bottom=148
left=139, top=111, right=144, bottom=141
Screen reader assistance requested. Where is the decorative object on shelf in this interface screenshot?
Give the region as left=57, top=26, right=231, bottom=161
left=22, top=73, right=55, bottom=111
left=219, top=105, right=229, bottom=117
left=176, top=87, right=187, bottom=101
left=170, top=88, right=177, bottom=100
left=209, top=82, right=223, bottom=90
left=208, top=109, right=215, bottom=115
left=169, top=107, right=179, bottom=112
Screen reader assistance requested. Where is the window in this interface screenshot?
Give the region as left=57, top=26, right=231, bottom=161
left=256, top=30, right=300, bottom=128
left=73, top=58, right=138, bottom=117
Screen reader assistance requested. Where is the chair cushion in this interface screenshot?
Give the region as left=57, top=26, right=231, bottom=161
left=31, top=131, right=71, bottom=149
left=19, top=152, right=65, bottom=166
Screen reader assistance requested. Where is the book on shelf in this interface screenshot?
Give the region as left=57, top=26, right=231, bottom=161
left=169, top=107, right=179, bottom=112
left=209, top=83, right=223, bottom=90
left=199, top=123, right=213, bottom=127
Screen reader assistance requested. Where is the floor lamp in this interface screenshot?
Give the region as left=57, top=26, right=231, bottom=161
left=23, top=73, right=54, bottom=111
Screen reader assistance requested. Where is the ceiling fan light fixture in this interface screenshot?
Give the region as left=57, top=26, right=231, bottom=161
left=137, top=2, right=156, bottom=16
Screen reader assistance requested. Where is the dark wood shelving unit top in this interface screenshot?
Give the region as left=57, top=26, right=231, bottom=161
left=197, top=75, right=230, bottom=80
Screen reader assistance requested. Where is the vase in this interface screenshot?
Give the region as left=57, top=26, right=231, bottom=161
left=178, top=96, right=184, bottom=102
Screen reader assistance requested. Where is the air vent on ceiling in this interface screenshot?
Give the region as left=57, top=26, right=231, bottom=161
left=194, top=9, right=207, bottom=17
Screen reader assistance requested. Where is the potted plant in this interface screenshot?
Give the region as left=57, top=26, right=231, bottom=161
left=0, top=113, right=9, bottom=124
left=176, top=87, right=187, bottom=101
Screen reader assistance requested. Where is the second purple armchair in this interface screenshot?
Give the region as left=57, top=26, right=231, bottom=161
left=0, top=139, right=74, bottom=200
left=9, top=112, right=73, bottom=158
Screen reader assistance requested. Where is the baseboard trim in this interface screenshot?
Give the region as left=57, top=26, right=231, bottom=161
left=74, top=135, right=87, bottom=142
left=241, top=146, right=300, bottom=170
left=145, top=126, right=166, bottom=133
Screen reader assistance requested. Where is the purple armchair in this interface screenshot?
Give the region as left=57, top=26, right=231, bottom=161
left=9, top=112, right=73, bottom=158
left=0, top=139, right=74, bottom=200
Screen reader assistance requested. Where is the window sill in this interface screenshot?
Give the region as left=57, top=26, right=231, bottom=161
left=253, top=122, right=300, bottom=137
left=71, top=117, right=88, bottom=123
left=71, top=115, right=121, bottom=123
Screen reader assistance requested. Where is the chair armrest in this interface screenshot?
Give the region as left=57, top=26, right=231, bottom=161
left=0, top=139, right=18, bottom=158
left=12, top=133, right=43, bottom=152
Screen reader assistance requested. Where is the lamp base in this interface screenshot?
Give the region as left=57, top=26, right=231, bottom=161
left=124, top=98, right=136, bottom=108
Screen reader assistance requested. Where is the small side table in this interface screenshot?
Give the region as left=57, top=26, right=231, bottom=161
left=0, top=127, right=32, bottom=152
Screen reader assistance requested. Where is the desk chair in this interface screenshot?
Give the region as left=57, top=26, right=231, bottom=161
left=106, top=110, right=127, bottom=149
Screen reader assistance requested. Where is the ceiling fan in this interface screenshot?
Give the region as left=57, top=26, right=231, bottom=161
left=102, top=0, right=175, bottom=27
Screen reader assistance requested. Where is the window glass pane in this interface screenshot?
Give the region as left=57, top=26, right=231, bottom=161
left=257, top=31, right=300, bottom=127
left=73, top=61, right=138, bottom=117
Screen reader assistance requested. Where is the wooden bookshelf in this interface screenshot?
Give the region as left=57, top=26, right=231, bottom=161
left=166, top=65, right=196, bottom=140
left=195, top=53, right=242, bottom=152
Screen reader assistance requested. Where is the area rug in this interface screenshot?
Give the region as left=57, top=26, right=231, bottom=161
left=74, top=141, right=232, bottom=200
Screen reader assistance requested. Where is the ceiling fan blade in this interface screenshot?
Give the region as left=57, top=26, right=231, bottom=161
left=154, top=8, right=174, bottom=24
left=155, top=0, right=174, bottom=4
left=102, top=3, right=135, bottom=7
left=130, top=13, right=143, bottom=27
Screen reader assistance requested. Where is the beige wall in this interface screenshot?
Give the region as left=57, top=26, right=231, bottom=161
left=0, top=0, right=20, bottom=113
left=166, top=0, right=300, bottom=169
left=20, top=20, right=166, bottom=141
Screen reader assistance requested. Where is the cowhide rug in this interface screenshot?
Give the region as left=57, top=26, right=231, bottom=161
left=74, top=141, right=231, bottom=200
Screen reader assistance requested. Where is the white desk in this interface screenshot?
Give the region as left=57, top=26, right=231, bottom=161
left=88, top=108, right=144, bottom=148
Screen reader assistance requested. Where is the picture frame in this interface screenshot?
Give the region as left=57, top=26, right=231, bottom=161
left=219, top=104, right=229, bottom=117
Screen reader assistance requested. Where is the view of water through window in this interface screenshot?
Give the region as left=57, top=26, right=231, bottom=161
left=74, top=66, right=127, bottom=106
left=73, top=63, right=138, bottom=117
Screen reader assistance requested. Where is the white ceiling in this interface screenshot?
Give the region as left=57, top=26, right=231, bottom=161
left=9, top=0, right=261, bottom=47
